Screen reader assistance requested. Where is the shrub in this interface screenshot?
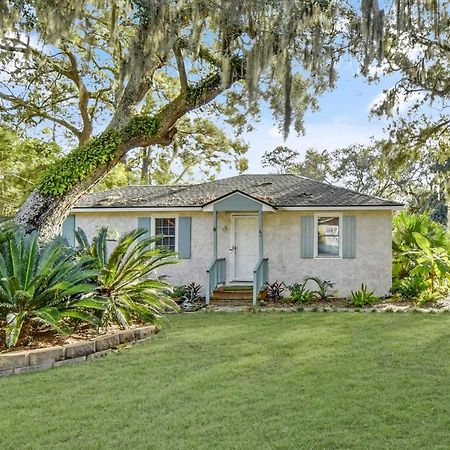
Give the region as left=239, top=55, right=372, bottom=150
left=265, top=281, right=285, bottom=301
left=75, top=227, right=179, bottom=327
left=392, top=212, right=450, bottom=301
left=0, top=227, right=98, bottom=347
left=348, top=284, right=379, bottom=307
left=170, top=285, right=189, bottom=301
left=417, top=290, right=441, bottom=305
left=181, top=282, right=202, bottom=305
left=304, top=276, right=335, bottom=300
left=287, top=282, right=315, bottom=303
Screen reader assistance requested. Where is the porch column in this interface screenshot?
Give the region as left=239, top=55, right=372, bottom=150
left=258, top=208, right=263, bottom=259
left=213, top=209, right=218, bottom=260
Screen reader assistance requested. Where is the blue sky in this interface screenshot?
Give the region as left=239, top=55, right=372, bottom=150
left=218, top=59, right=396, bottom=178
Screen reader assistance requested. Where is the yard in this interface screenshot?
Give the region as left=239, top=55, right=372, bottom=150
left=1, top=312, right=450, bottom=449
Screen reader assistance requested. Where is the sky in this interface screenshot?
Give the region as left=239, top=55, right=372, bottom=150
left=218, top=59, right=396, bottom=179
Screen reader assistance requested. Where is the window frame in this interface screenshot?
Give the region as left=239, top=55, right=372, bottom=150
left=313, top=212, right=342, bottom=259
left=153, top=217, right=178, bottom=253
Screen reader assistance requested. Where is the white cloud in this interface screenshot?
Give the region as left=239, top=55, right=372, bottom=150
left=368, top=89, right=425, bottom=114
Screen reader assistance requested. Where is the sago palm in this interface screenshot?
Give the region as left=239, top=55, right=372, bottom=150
left=75, top=227, right=179, bottom=327
left=0, top=227, right=98, bottom=347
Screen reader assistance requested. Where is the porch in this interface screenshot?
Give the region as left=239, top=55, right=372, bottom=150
left=203, top=191, right=273, bottom=305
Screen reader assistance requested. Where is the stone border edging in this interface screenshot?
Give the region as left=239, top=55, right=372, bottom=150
left=0, top=325, right=159, bottom=377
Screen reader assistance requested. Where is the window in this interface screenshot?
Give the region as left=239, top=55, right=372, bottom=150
left=155, top=218, right=176, bottom=251
left=317, top=216, right=340, bottom=257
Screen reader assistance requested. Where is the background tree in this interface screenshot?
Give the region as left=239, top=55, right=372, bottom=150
left=290, top=149, right=331, bottom=182
left=362, top=1, right=450, bottom=225
left=0, top=127, right=60, bottom=216
left=261, top=146, right=299, bottom=174
left=261, top=146, right=331, bottom=182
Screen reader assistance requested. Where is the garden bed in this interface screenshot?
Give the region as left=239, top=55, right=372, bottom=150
left=209, top=297, right=450, bottom=313
left=261, top=296, right=450, bottom=309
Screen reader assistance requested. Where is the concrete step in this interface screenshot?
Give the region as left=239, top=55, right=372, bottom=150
left=212, top=290, right=253, bottom=300
left=210, top=299, right=253, bottom=306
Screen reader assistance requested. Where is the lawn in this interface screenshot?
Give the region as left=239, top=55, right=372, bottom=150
left=1, top=312, right=450, bottom=450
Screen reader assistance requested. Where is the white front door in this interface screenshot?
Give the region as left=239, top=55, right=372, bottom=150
left=232, top=215, right=259, bottom=281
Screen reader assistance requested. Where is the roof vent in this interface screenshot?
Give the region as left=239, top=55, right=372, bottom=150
left=253, top=182, right=272, bottom=188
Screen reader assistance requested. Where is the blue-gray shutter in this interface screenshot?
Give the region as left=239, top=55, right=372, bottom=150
left=61, top=214, right=75, bottom=246
left=342, top=216, right=356, bottom=259
left=178, top=217, right=192, bottom=259
left=300, top=216, right=314, bottom=258
left=138, top=217, right=151, bottom=246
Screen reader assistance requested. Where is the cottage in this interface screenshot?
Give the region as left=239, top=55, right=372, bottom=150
left=65, top=174, right=402, bottom=303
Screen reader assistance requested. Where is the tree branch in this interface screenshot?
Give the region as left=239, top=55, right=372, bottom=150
left=173, top=40, right=188, bottom=92
left=0, top=38, right=93, bottom=144
left=0, top=91, right=82, bottom=138
left=60, top=46, right=92, bottom=144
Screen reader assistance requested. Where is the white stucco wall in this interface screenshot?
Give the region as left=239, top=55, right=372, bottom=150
left=74, top=209, right=393, bottom=297
left=74, top=211, right=212, bottom=288
left=261, top=210, right=392, bottom=297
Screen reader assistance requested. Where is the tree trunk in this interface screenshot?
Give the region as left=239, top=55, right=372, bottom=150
left=15, top=57, right=243, bottom=239
left=15, top=97, right=189, bottom=240
left=445, top=177, right=450, bottom=231
left=141, top=147, right=151, bottom=184
left=15, top=145, right=129, bottom=242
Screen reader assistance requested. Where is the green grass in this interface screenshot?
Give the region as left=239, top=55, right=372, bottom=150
left=1, top=312, right=450, bottom=449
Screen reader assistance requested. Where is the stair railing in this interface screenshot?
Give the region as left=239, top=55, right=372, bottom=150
left=253, top=258, right=268, bottom=306
left=206, top=258, right=226, bottom=304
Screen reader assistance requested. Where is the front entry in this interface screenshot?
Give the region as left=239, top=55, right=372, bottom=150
left=231, top=215, right=259, bottom=281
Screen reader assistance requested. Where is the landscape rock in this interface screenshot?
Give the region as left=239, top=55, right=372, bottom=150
left=29, top=347, right=64, bottom=366
left=94, top=334, right=120, bottom=352
left=118, top=329, right=135, bottom=344
left=0, top=351, right=29, bottom=370
left=65, top=341, right=95, bottom=359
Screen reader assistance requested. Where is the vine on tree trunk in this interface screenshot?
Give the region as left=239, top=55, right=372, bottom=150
left=38, top=116, right=159, bottom=196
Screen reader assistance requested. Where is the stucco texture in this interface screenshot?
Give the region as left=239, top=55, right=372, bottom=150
left=74, top=209, right=393, bottom=297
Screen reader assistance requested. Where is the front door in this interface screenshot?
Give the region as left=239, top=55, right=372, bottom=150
left=232, top=215, right=259, bottom=281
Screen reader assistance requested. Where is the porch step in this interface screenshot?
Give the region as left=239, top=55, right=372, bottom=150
left=211, top=286, right=253, bottom=302
left=210, top=299, right=253, bottom=306
left=211, top=285, right=253, bottom=306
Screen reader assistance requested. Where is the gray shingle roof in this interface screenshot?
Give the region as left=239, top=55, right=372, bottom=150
left=75, top=174, right=403, bottom=209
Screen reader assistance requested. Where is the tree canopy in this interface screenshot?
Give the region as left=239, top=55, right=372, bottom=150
left=0, top=0, right=446, bottom=237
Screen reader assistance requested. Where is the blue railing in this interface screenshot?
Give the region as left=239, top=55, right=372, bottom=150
left=253, top=258, right=269, bottom=306
left=206, top=258, right=226, bottom=304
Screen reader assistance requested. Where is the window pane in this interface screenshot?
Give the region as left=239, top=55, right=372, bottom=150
left=318, top=235, right=339, bottom=256
left=318, top=216, right=339, bottom=256
left=155, top=218, right=176, bottom=251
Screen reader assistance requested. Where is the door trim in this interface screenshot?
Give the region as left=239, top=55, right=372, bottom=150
left=230, top=213, right=258, bottom=282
